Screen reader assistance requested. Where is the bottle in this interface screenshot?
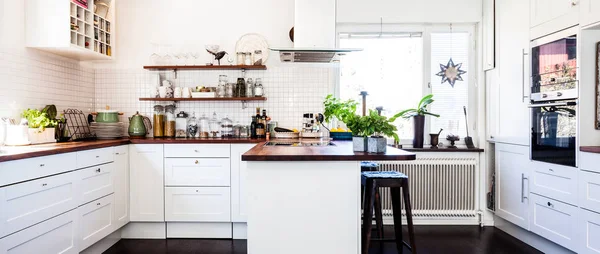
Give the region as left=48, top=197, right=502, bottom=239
left=246, top=78, right=254, bottom=97
left=254, top=78, right=264, bottom=97
left=256, top=117, right=266, bottom=138
left=187, top=112, right=198, bottom=138
left=261, top=109, right=268, bottom=131
left=255, top=107, right=261, bottom=122
left=250, top=116, right=257, bottom=138
left=153, top=105, right=165, bottom=137
left=236, top=78, right=246, bottom=97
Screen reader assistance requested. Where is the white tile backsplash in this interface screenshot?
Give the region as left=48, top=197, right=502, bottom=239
left=94, top=66, right=336, bottom=129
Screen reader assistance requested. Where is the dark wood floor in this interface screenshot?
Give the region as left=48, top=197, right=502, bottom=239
left=104, top=226, right=542, bottom=254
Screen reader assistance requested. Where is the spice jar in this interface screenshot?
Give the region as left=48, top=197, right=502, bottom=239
left=198, top=114, right=209, bottom=138
left=226, top=83, right=234, bottom=97
left=246, top=78, right=254, bottom=97
left=236, top=52, right=244, bottom=65
left=153, top=105, right=165, bottom=137
left=254, top=78, right=264, bottom=97
left=220, top=116, right=234, bottom=138
left=164, top=105, right=176, bottom=137
left=175, top=111, right=188, bottom=138
left=217, top=75, right=227, bottom=98
left=236, top=78, right=246, bottom=97
left=240, top=125, right=250, bottom=138
left=187, top=112, right=198, bottom=138
left=244, top=52, right=253, bottom=65
left=253, top=50, right=263, bottom=65
left=209, top=112, right=220, bottom=138
left=233, top=122, right=242, bottom=138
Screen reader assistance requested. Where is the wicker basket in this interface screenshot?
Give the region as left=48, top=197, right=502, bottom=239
left=274, top=131, right=300, bottom=139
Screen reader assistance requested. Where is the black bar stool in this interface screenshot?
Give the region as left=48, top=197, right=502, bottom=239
left=360, top=162, right=384, bottom=239
left=361, top=171, right=416, bottom=254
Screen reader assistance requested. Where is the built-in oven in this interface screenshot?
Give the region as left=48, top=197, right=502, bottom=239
left=529, top=100, right=577, bottom=167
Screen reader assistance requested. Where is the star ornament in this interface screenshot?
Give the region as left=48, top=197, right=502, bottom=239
left=436, top=58, right=467, bottom=87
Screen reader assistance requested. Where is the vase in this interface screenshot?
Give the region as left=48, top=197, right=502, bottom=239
left=413, top=115, right=425, bottom=148
left=367, top=136, right=387, bottom=153
left=352, top=136, right=367, bottom=152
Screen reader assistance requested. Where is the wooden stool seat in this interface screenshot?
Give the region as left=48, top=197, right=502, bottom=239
left=361, top=171, right=416, bottom=254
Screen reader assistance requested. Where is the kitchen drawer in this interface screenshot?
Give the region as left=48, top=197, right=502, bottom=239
left=579, top=170, right=600, bottom=213
left=76, top=147, right=113, bottom=169
left=530, top=161, right=578, bottom=205
left=529, top=193, right=577, bottom=250
left=580, top=152, right=600, bottom=174
left=78, top=163, right=114, bottom=205
left=578, top=208, right=600, bottom=254
left=164, top=144, right=230, bottom=158
left=165, top=187, right=231, bottom=222
left=113, top=145, right=128, bottom=156
left=0, top=210, right=78, bottom=254
left=165, top=158, right=231, bottom=187
left=0, top=171, right=78, bottom=237
left=78, top=194, right=114, bottom=251
left=0, top=153, right=76, bottom=187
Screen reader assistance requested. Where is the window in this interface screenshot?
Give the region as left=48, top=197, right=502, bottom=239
left=337, top=25, right=474, bottom=144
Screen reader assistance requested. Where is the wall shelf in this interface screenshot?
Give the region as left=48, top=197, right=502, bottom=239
left=143, top=65, right=267, bottom=71
left=139, top=97, right=267, bottom=102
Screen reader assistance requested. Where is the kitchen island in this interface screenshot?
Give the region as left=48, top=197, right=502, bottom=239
left=242, top=140, right=416, bottom=254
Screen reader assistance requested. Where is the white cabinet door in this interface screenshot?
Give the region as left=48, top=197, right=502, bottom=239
left=579, top=170, right=600, bottom=213
left=530, top=161, right=578, bottom=205
left=164, top=144, right=230, bottom=158
left=165, top=158, right=230, bottom=187
left=494, top=0, right=530, bottom=145
left=0, top=210, right=78, bottom=254
left=164, top=187, right=231, bottom=222
left=129, top=144, right=164, bottom=222
left=578, top=208, right=600, bottom=254
left=0, top=171, right=78, bottom=237
left=495, top=143, right=531, bottom=229
left=76, top=147, right=114, bottom=169
left=231, top=144, right=256, bottom=222
left=581, top=0, right=600, bottom=27
left=529, top=193, right=577, bottom=250
left=112, top=145, right=129, bottom=229
left=78, top=163, right=114, bottom=205
left=530, top=0, right=579, bottom=39
left=78, top=194, right=114, bottom=252
left=0, top=152, right=76, bottom=187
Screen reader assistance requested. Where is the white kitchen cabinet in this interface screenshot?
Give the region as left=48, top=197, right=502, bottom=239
left=0, top=171, right=78, bottom=237
left=530, top=161, right=578, bottom=205
left=581, top=0, right=600, bottom=27
left=76, top=147, right=113, bottom=169
left=78, top=194, right=114, bottom=252
left=164, top=187, right=231, bottom=222
left=579, top=170, right=600, bottom=213
left=493, top=0, right=530, bottom=145
left=231, top=144, right=256, bottom=223
left=78, top=163, right=114, bottom=205
left=495, top=143, right=531, bottom=230
left=0, top=153, right=76, bottom=187
left=129, top=144, right=164, bottom=222
left=0, top=210, right=78, bottom=254
left=482, top=0, right=495, bottom=70
left=112, top=145, right=130, bottom=229
left=530, top=0, right=579, bottom=39
left=165, top=158, right=231, bottom=187
left=529, top=193, right=577, bottom=250
left=164, top=144, right=230, bottom=158
left=578, top=208, right=600, bottom=254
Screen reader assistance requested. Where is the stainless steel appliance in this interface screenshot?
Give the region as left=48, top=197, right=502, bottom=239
left=530, top=27, right=578, bottom=102
left=529, top=100, right=577, bottom=167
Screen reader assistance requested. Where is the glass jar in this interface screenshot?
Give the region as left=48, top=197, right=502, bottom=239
left=220, top=116, right=234, bottom=138
left=198, top=114, right=209, bottom=138
left=153, top=105, right=165, bottom=137
left=236, top=52, right=244, bottom=65
left=246, top=78, right=254, bottom=97
left=233, top=122, right=242, bottom=138
left=164, top=105, right=176, bottom=137
left=254, top=78, right=264, bottom=97
left=225, top=83, right=234, bottom=97
left=217, top=75, right=227, bottom=98
left=240, top=125, right=250, bottom=138
left=236, top=78, right=246, bottom=97
left=187, top=112, right=198, bottom=138
left=209, top=112, right=220, bottom=138
left=244, top=52, right=253, bottom=65
left=253, top=50, right=263, bottom=65
left=175, top=111, right=188, bottom=138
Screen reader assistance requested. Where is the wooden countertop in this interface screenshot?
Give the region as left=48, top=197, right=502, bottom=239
left=241, top=141, right=416, bottom=161
left=0, top=138, right=266, bottom=162
left=580, top=146, right=600, bottom=154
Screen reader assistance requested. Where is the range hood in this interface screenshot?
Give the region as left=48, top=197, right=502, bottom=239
left=270, top=0, right=361, bottom=63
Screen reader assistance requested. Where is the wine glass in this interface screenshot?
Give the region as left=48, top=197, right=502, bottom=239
left=149, top=43, right=162, bottom=65
left=190, top=49, right=200, bottom=66
left=163, top=44, right=174, bottom=65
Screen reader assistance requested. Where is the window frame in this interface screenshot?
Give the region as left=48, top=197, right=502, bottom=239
left=335, top=23, right=477, bottom=146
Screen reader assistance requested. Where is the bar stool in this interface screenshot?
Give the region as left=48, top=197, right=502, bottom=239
left=361, top=171, right=416, bottom=254
left=361, top=162, right=384, bottom=239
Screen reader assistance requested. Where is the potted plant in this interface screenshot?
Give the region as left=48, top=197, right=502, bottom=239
left=364, top=110, right=401, bottom=153
left=323, top=95, right=370, bottom=151
left=22, top=107, right=58, bottom=144
left=397, top=94, right=440, bottom=148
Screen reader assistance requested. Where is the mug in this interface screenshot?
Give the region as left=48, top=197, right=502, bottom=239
left=174, top=87, right=182, bottom=98
left=149, top=87, right=159, bottom=98
left=182, top=87, right=192, bottom=98
left=158, top=86, right=167, bottom=98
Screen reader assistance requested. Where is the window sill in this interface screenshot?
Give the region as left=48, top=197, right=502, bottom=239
left=390, top=145, right=484, bottom=153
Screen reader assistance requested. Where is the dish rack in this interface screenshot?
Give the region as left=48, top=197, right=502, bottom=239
left=64, top=108, right=96, bottom=141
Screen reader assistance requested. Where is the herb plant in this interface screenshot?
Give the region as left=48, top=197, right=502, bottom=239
left=22, top=108, right=57, bottom=131
left=397, top=94, right=440, bottom=118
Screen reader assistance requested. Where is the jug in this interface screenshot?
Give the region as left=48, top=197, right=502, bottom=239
left=128, top=112, right=151, bottom=138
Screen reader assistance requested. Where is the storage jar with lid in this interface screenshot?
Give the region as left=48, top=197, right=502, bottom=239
left=226, top=83, right=235, bottom=97
left=253, top=50, right=263, bottom=65
left=153, top=105, right=165, bottom=137
left=244, top=52, right=253, bottom=65
left=221, top=116, right=234, bottom=137
left=236, top=78, right=246, bottom=97
left=240, top=125, right=250, bottom=138
left=164, top=105, right=176, bottom=137
left=254, top=78, right=264, bottom=97
left=187, top=112, right=198, bottom=138
left=209, top=112, right=220, bottom=137
left=198, top=114, right=210, bottom=138
left=236, top=52, right=245, bottom=65
left=217, top=75, right=228, bottom=98
left=233, top=122, right=242, bottom=138
left=175, top=111, right=188, bottom=138
left=246, top=78, right=254, bottom=97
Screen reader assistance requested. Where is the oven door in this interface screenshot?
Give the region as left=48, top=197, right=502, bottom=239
left=530, top=100, right=577, bottom=167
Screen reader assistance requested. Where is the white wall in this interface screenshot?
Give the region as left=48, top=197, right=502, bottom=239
left=337, top=0, right=483, bottom=24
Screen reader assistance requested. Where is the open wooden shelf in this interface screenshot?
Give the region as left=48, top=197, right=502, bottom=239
left=143, top=65, right=267, bottom=71
left=139, top=97, right=267, bottom=102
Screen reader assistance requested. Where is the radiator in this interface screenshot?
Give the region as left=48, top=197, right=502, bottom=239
left=374, top=156, right=479, bottom=221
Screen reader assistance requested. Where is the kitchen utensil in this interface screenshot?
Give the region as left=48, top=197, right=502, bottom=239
left=463, top=106, right=475, bottom=148
left=235, top=33, right=269, bottom=65
left=430, top=133, right=440, bottom=148
left=93, top=106, right=122, bottom=123
left=158, top=86, right=168, bottom=98
left=4, top=125, right=30, bottom=146
left=274, top=127, right=293, bottom=132
left=64, top=108, right=96, bottom=141
left=446, top=135, right=459, bottom=149
left=128, top=111, right=147, bottom=139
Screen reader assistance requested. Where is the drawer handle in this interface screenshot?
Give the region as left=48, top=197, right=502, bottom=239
left=194, top=150, right=200, bottom=153
left=97, top=203, right=101, bottom=206
left=549, top=168, right=554, bottom=172
left=96, top=168, right=101, bottom=173
left=96, top=155, right=100, bottom=158
left=547, top=202, right=554, bottom=208
left=195, top=160, right=199, bottom=164
left=39, top=164, right=45, bottom=167
left=196, top=190, right=199, bottom=192
left=115, top=152, right=119, bottom=155
left=42, top=183, right=47, bottom=187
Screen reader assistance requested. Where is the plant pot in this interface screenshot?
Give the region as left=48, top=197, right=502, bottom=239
left=352, top=136, right=368, bottom=152
left=28, top=128, right=56, bottom=145
left=367, top=136, right=387, bottom=153
left=413, top=115, right=425, bottom=148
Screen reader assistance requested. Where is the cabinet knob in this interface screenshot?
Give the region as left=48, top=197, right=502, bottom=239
left=549, top=168, right=554, bottom=172
left=97, top=203, right=101, bottom=206
left=547, top=202, right=553, bottom=207
left=96, top=155, right=100, bottom=158
left=115, top=152, right=120, bottom=155
left=195, top=160, right=199, bottom=164
left=96, top=168, right=101, bottom=173
left=194, top=150, right=199, bottom=153
left=39, top=164, right=45, bottom=167
left=42, top=183, right=47, bottom=187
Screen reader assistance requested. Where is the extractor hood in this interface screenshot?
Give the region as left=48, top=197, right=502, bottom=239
left=270, top=0, right=361, bottom=63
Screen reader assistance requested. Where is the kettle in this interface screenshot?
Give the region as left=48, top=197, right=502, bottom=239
left=128, top=111, right=152, bottom=139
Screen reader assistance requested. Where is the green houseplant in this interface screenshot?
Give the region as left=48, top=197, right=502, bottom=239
left=21, top=106, right=58, bottom=144
left=397, top=94, right=440, bottom=148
